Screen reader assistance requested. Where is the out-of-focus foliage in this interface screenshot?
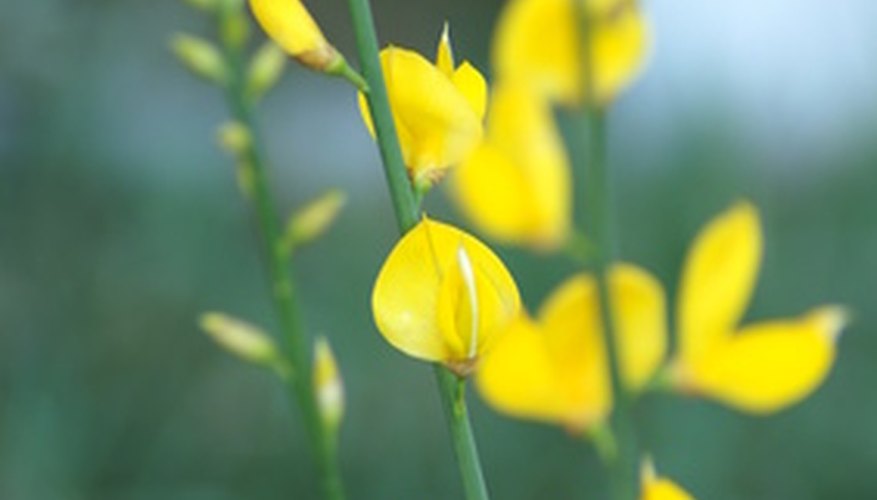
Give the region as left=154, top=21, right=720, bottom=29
left=1, top=0, right=876, bottom=498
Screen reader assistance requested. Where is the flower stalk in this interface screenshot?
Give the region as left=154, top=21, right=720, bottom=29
left=576, top=6, right=638, bottom=500
left=214, top=4, right=344, bottom=499
left=346, top=0, right=490, bottom=498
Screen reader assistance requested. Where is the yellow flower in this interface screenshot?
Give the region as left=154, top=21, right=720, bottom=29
left=372, top=217, right=521, bottom=376
left=477, top=264, right=666, bottom=431
left=358, top=25, right=486, bottom=186
left=492, top=0, right=649, bottom=106
left=671, top=202, right=848, bottom=414
left=451, top=80, right=572, bottom=250
left=641, top=458, right=695, bottom=500
left=249, top=0, right=338, bottom=70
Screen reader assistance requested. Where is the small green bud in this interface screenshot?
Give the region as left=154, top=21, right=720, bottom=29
left=217, top=120, right=251, bottom=156
left=313, top=337, right=344, bottom=432
left=171, top=33, right=227, bottom=85
left=199, top=312, right=279, bottom=365
left=247, top=42, right=287, bottom=99
left=220, top=8, right=249, bottom=50
left=283, top=189, right=347, bottom=253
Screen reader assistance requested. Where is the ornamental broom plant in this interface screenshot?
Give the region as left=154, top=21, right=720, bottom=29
left=173, top=0, right=848, bottom=498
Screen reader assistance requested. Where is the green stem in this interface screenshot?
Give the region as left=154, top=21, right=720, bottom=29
left=581, top=109, right=638, bottom=500
left=346, top=1, right=490, bottom=499
left=576, top=7, right=638, bottom=500
left=216, top=7, right=344, bottom=500
left=346, top=0, right=419, bottom=231
left=436, top=370, right=491, bottom=500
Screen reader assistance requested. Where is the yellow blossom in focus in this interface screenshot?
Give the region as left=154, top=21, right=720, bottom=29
left=371, top=217, right=521, bottom=376
left=249, top=0, right=338, bottom=70
left=641, top=457, right=695, bottom=500
left=477, top=264, right=666, bottom=431
left=451, top=80, right=571, bottom=250
left=492, top=0, right=649, bottom=106
left=358, top=26, right=486, bottom=186
left=671, top=202, right=848, bottom=414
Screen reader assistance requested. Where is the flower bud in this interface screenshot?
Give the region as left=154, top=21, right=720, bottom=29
left=247, top=42, right=287, bottom=98
left=249, top=0, right=338, bottom=72
left=171, top=34, right=228, bottom=85
left=283, top=189, right=346, bottom=252
left=217, top=120, right=252, bottom=156
left=313, top=337, right=344, bottom=431
left=200, top=312, right=279, bottom=365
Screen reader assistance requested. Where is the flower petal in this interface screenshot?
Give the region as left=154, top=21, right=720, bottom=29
left=537, top=274, right=612, bottom=428
left=642, top=479, right=695, bottom=500
left=492, top=0, right=649, bottom=105
left=372, top=218, right=520, bottom=364
left=357, top=47, right=483, bottom=180
left=435, top=22, right=455, bottom=77
left=611, top=264, right=667, bottom=391
left=677, top=202, right=762, bottom=369
left=691, top=307, right=847, bottom=414
left=451, top=81, right=571, bottom=250
left=250, top=0, right=328, bottom=57
left=452, top=61, right=488, bottom=120
left=436, top=244, right=521, bottom=363
left=476, top=316, right=579, bottom=425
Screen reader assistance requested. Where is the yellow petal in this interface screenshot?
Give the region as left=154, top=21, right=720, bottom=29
left=476, top=316, right=580, bottom=425
left=611, top=264, right=667, bottom=391
left=436, top=245, right=521, bottom=364
left=642, top=475, right=695, bottom=500
left=249, top=0, right=333, bottom=66
left=492, top=0, right=649, bottom=106
left=372, top=218, right=520, bottom=366
left=538, top=274, right=612, bottom=428
left=691, top=307, right=847, bottom=414
left=435, top=22, right=455, bottom=77
left=677, top=202, right=762, bottom=369
left=356, top=47, right=483, bottom=182
left=451, top=81, right=571, bottom=250
left=452, top=61, right=488, bottom=120
left=640, top=458, right=695, bottom=500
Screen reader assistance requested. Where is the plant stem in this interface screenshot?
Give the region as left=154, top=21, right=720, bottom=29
left=581, top=108, right=638, bottom=500
left=216, top=7, right=344, bottom=500
left=346, top=0, right=419, bottom=231
left=436, top=370, right=491, bottom=500
left=346, top=1, right=490, bottom=498
left=576, top=7, right=638, bottom=500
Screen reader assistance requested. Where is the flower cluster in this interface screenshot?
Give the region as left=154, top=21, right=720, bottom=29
left=240, top=0, right=847, bottom=497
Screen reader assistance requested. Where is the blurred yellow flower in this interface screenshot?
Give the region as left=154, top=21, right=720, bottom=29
left=477, top=264, right=666, bottom=431
left=358, top=26, right=486, bottom=186
left=451, top=80, right=572, bottom=250
left=372, top=217, right=521, bottom=376
left=249, top=0, right=338, bottom=71
left=641, top=458, right=695, bottom=500
left=492, top=0, right=649, bottom=106
left=671, top=202, right=848, bottom=414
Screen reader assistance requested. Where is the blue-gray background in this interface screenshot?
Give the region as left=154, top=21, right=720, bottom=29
left=1, top=0, right=875, bottom=498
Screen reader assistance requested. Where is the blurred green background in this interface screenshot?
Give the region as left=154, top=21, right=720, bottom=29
left=2, top=0, right=876, bottom=498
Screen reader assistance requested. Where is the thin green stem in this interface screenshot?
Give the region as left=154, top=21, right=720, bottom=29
left=346, top=0, right=418, bottom=231
left=576, top=6, right=638, bottom=500
left=346, top=1, right=490, bottom=499
left=580, top=109, right=638, bottom=500
left=216, top=7, right=344, bottom=500
left=436, top=370, right=491, bottom=500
